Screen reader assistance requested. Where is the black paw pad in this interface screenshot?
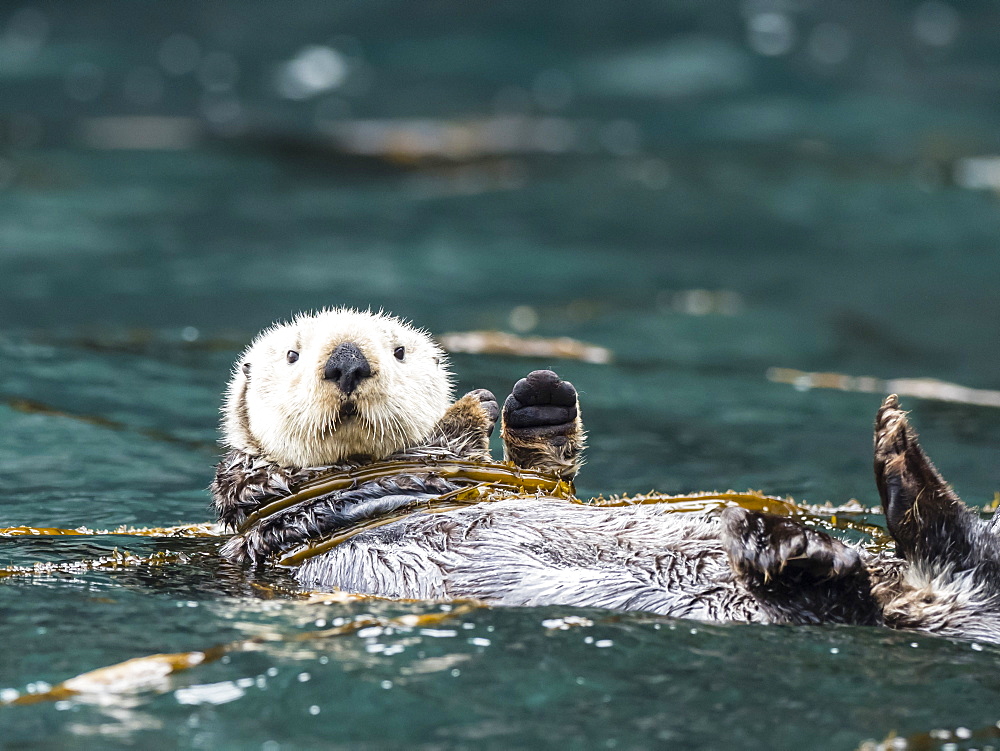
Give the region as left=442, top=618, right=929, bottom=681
left=504, top=370, right=578, bottom=431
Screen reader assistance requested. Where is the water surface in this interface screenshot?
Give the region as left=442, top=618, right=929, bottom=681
left=1, top=2, right=1000, bottom=748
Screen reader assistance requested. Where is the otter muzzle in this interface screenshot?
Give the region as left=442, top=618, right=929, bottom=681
left=323, top=342, right=373, bottom=395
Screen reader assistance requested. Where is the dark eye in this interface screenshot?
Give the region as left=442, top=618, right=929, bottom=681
left=242, top=362, right=251, bottom=376
left=394, top=346, right=405, bottom=361
left=286, top=350, right=299, bottom=363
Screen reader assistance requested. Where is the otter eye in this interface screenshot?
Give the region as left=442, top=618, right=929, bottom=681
left=394, top=346, right=405, bottom=361
left=286, top=350, right=299, bottom=364
left=242, top=362, right=251, bottom=377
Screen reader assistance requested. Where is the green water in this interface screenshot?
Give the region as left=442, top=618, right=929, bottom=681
left=2, top=1, right=1000, bottom=748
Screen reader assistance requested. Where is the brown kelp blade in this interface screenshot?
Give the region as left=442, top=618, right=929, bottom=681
left=240, top=458, right=576, bottom=532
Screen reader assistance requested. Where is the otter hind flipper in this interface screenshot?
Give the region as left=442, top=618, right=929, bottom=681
left=872, top=396, right=1000, bottom=640
left=501, top=370, right=585, bottom=481
left=874, top=394, right=975, bottom=565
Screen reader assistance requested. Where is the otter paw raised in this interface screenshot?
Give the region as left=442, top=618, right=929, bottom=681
left=503, top=370, right=578, bottom=435
left=466, top=388, right=500, bottom=427
left=501, top=370, right=585, bottom=481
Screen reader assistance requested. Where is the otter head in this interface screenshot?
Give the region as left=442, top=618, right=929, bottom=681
left=223, top=309, right=453, bottom=468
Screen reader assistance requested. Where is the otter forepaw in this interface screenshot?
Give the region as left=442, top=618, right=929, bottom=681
left=501, top=370, right=585, bottom=480
left=465, top=388, right=500, bottom=428
left=721, top=507, right=862, bottom=582
left=503, top=370, right=578, bottom=435
left=429, top=389, right=499, bottom=459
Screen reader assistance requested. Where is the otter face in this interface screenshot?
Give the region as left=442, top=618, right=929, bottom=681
left=223, top=309, right=453, bottom=468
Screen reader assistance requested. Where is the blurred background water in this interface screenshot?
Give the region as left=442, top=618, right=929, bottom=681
left=1, top=1, right=999, bottom=748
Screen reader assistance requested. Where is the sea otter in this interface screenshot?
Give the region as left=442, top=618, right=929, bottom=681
left=211, top=308, right=585, bottom=561
left=212, top=310, right=1000, bottom=642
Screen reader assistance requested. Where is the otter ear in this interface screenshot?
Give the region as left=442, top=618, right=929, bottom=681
left=242, top=362, right=251, bottom=379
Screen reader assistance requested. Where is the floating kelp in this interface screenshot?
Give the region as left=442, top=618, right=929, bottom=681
left=588, top=489, right=802, bottom=513
left=767, top=367, right=1000, bottom=408
left=0, top=523, right=223, bottom=538
left=438, top=330, right=612, bottom=363
left=0, top=549, right=188, bottom=579
left=258, top=459, right=888, bottom=566
left=0, top=526, right=86, bottom=536
left=242, top=457, right=575, bottom=533
left=4, top=603, right=482, bottom=706
left=0, top=460, right=886, bottom=568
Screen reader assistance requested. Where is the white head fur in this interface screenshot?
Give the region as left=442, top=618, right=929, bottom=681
left=223, top=308, right=453, bottom=468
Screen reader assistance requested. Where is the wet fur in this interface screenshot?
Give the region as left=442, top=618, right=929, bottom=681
left=501, top=370, right=586, bottom=480
left=297, top=500, right=764, bottom=621
left=216, top=313, right=1000, bottom=643
left=868, top=395, right=1000, bottom=642
left=289, top=396, right=1000, bottom=639
left=223, top=309, right=455, bottom=469
left=213, top=390, right=503, bottom=560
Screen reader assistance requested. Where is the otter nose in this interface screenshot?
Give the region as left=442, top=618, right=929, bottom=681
left=323, top=342, right=372, bottom=395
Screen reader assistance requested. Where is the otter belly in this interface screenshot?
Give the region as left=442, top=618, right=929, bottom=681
left=293, top=499, right=765, bottom=622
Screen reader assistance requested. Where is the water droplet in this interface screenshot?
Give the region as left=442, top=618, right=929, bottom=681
left=200, top=92, right=245, bottom=135
left=3, top=7, right=48, bottom=61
